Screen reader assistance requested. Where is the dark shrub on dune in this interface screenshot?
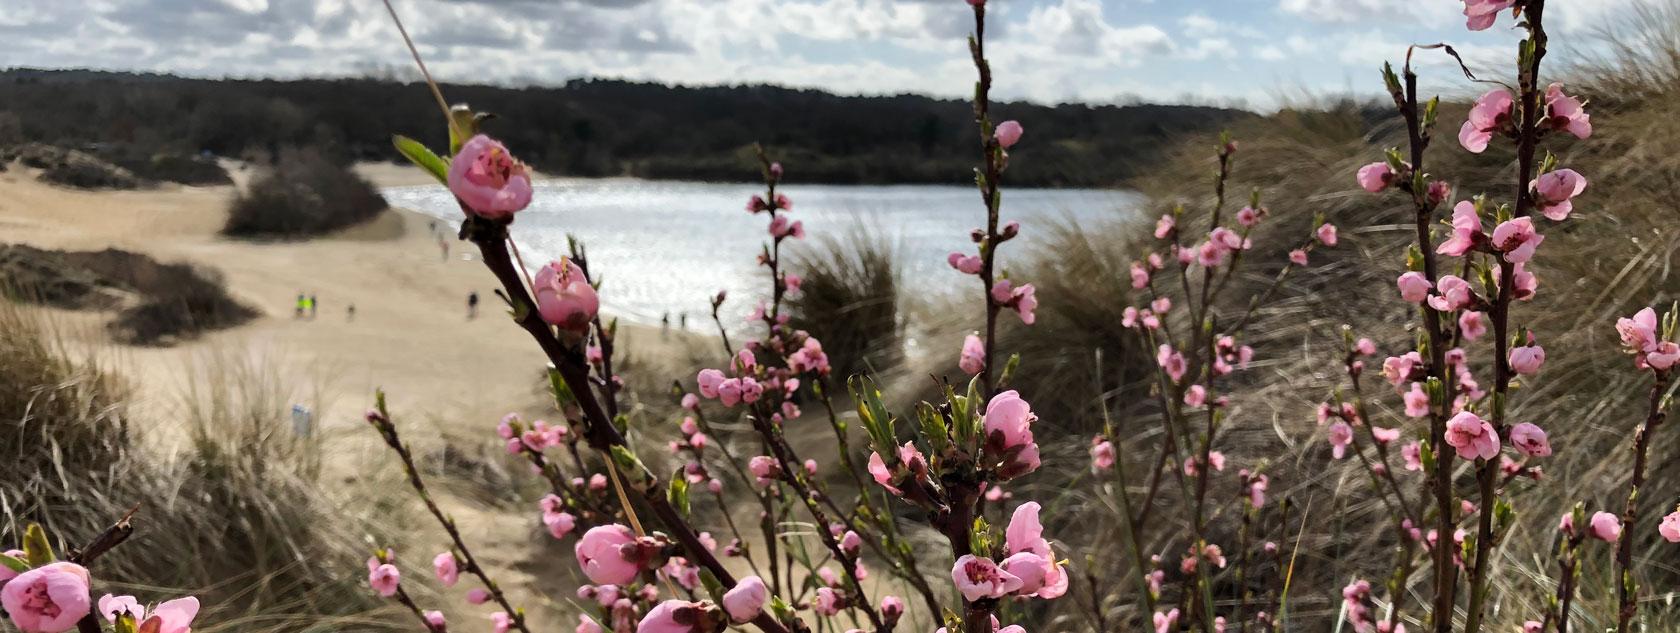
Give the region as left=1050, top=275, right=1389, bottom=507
left=786, top=234, right=903, bottom=381
left=0, top=245, right=259, bottom=345
left=224, top=147, right=388, bottom=238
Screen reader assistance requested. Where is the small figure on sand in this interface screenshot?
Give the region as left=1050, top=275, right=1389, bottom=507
left=661, top=312, right=670, bottom=338
left=679, top=312, right=688, bottom=330
left=294, top=292, right=306, bottom=319
left=308, top=294, right=318, bottom=319
left=467, top=291, right=479, bottom=320
left=347, top=304, right=356, bottom=322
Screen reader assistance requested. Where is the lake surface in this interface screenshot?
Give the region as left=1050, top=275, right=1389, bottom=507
left=384, top=179, right=1143, bottom=326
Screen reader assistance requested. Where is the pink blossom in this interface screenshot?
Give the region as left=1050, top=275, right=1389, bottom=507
left=448, top=135, right=533, bottom=219
left=1509, top=263, right=1539, bottom=300
left=1617, top=308, right=1660, bottom=354
left=1246, top=473, right=1269, bottom=508
left=1184, top=384, right=1206, bottom=407
left=1658, top=511, right=1680, bottom=543
left=1402, top=441, right=1423, bottom=471
left=1289, top=249, right=1308, bottom=265
left=1357, top=162, right=1395, bottom=192
left=433, top=552, right=459, bottom=587
left=1090, top=438, right=1116, bottom=471
left=1154, top=214, right=1176, bottom=239
left=948, top=252, right=982, bottom=275
left=1397, top=272, right=1432, bottom=303
left=984, top=390, right=1037, bottom=450
left=1327, top=421, right=1354, bottom=459
left=880, top=596, right=904, bottom=624
left=1509, top=342, right=1545, bottom=375
left=1458, top=311, right=1488, bottom=341
left=749, top=455, right=781, bottom=487
left=960, top=334, right=986, bottom=375
left=575, top=524, right=641, bottom=585
left=1444, top=411, right=1499, bottom=461
left=140, top=599, right=195, bottom=633
left=813, top=587, right=842, bottom=616
left=1382, top=351, right=1423, bottom=386
left=1157, top=345, right=1187, bottom=382
left=1490, top=217, right=1544, bottom=263
left=952, top=555, right=1022, bottom=601
left=717, top=379, right=742, bottom=406
left=720, top=576, right=767, bottom=623
left=1154, top=609, right=1180, bottom=633
left=868, top=452, right=900, bottom=495
left=1237, top=206, right=1261, bottom=226
left=491, top=612, right=512, bottom=633
left=1509, top=422, right=1551, bottom=457
left=467, top=589, right=491, bottom=605
left=774, top=193, right=792, bottom=211
left=990, top=280, right=1038, bottom=325
left=1428, top=275, right=1475, bottom=312
left=1462, top=0, right=1516, bottom=30
left=1437, top=201, right=1484, bottom=256
left=695, top=369, right=725, bottom=399
left=1372, top=426, right=1401, bottom=445
left=1355, top=337, right=1376, bottom=356
left=1130, top=262, right=1151, bottom=289
left=1317, top=221, right=1344, bottom=246
left=1531, top=168, right=1587, bottom=221
left=1544, top=83, right=1592, bottom=140
left=1590, top=512, right=1623, bottom=542
left=534, top=258, right=599, bottom=332
left=637, top=601, right=703, bottom=633
left=1459, top=89, right=1514, bottom=152
left=367, top=557, right=400, bottom=597
left=994, top=120, right=1023, bottom=149
left=97, top=595, right=144, bottom=622
left=1651, top=342, right=1680, bottom=370
left=1404, top=383, right=1430, bottom=418
left=423, top=611, right=446, bottom=631
left=544, top=510, right=578, bottom=539
left=1004, top=502, right=1067, bottom=598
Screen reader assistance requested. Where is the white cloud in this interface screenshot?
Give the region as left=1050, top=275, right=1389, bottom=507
left=1254, top=44, right=1286, bottom=61
left=1277, top=0, right=1456, bottom=27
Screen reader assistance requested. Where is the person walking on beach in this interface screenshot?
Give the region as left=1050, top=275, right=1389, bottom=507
left=347, top=304, right=356, bottom=322
left=308, top=294, right=318, bottom=319
left=294, top=293, right=306, bottom=319
left=467, top=291, right=479, bottom=320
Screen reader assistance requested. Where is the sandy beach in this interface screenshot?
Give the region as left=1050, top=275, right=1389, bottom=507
left=0, top=161, right=702, bottom=448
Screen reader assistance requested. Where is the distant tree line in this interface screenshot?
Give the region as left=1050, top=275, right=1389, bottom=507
left=0, top=68, right=1254, bottom=187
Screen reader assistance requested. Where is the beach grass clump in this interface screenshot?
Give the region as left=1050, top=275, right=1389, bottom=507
left=224, top=147, right=388, bottom=239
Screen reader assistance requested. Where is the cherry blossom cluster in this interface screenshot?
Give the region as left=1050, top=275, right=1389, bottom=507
left=1, top=525, right=199, bottom=633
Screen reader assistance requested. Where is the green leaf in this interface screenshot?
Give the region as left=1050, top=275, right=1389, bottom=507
left=392, top=135, right=449, bottom=185
left=668, top=475, right=691, bottom=517
left=0, top=553, right=29, bottom=573
left=22, top=524, right=54, bottom=566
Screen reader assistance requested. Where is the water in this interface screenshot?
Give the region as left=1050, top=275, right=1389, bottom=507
left=384, top=179, right=1143, bottom=326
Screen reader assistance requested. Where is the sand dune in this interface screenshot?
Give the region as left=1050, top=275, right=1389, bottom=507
left=0, top=162, right=701, bottom=448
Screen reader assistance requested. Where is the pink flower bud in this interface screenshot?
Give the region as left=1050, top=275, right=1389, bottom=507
left=722, top=576, right=767, bottom=624
left=1589, top=511, right=1622, bottom=542
left=575, top=524, right=641, bottom=585
left=994, top=120, right=1023, bottom=149
left=533, top=258, right=599, bottom=332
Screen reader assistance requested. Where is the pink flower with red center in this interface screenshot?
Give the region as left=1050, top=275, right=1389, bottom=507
left=1237, top=206, right=1261, bottom=226
left=1090, top=437, right=1116, bottom=471
left=1437, top=200, right=1485, bottom=257
left=1544, top=83, right=1592, bottom=140
left=1402, top=441, right=1423, bottom=471
left=2, top=563, right=91, bottom=633
left=1531, top=168, right=1587, bottom=221
left=1458, top=310, right=1488, bottom=341
left=1157, top=345, right=1187, bottom=382
left=433, top=552, right=459, bottom=587
left=1444, top=411, right=1500, bottom=461
left=1382, top=351, right=1422, bottom=386
left=1357, top=162, right=1396, bottom=192
left=1003, top=502, right=1067, bottom=599
left=951, top=555, right=1022, bottom=601
left=1289, top=249, right=1308, bottom=265
left=366, top=557, right=400, bottom=597
left=1509, top=422, right=1551, bottom=457
left=1460, top=89, right=1514, bottom=152
left=1404, top=382, right=1430, bottom=418
left=1490, top=217, right=1544, bottom=263
left=448, top=135, right=533, bottom=219
left=1617, top=307, right=1660, bottom=355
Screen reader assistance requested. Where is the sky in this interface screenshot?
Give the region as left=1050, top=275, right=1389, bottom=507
left=0, top=0, right=1657, bottom=110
